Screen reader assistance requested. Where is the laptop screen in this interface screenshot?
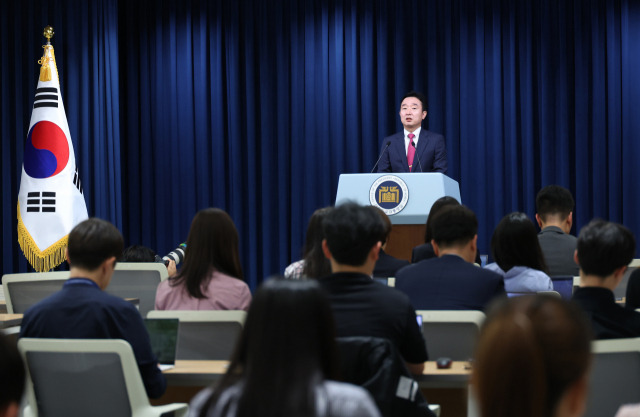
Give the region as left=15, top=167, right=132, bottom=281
left=551, top=276, right=574, bottom=300
left=143, top=318, right=179, bottom=365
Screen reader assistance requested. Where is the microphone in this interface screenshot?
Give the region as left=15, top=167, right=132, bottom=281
left=371, top=141, right=391, bottom=173
left=411, top=140, right=423, bottom=172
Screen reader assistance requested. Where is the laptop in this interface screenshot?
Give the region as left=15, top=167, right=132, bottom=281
left=143, top=318, right=179, bottom=371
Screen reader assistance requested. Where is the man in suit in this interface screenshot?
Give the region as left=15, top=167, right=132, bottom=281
left=572, top=219, right=640, bottom=339
left=535, top=185, right=579, bottom=276
left=20, top=218, right=166, bottom=398
left=395, top=205, right=505, bottom=310
left=319, top=202, right=428, bottom=375
left=377, top=90, right=447, bottom=174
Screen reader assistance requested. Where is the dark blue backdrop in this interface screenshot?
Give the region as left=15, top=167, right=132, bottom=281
left=3, top=0, right=640, bottom=290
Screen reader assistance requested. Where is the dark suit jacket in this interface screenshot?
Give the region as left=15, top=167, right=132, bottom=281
left=412, top=243, right=482, bottom=265
left=374, top=249, right=410, bottom=278
left=395, top=255, right=505, bottom=311
left=537, top=226, right=579, bottom=276
left=377, top=129, right=447, bottom=174
left=573, top=286, right=640, bottom=339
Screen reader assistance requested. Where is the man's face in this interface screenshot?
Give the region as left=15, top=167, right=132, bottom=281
left=399, top=96, right=427, bottom=132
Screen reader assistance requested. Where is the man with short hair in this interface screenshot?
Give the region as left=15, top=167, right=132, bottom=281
left=395, top=205, right=505, bottom=311
left=20, top=218, right=166, bottom=398
left=572, top=219, right=639, bottom=339
left=535, top=185, right=579, bottom=276
left=377, top=90, right=447, bottom=174
left=319, top=202, right=428, bottom=375
left=0, top=334, right=25, bottom=417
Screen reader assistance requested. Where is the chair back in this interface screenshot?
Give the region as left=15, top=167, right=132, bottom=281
left=105, top=263, right=169, bottom=317
left=2, top=272, right=69, bottom=314
left=416, top=310, right=485, bottom=361
left=147, top=310, right=246, bottom=360
left=584, top=338, right=640, bottom=417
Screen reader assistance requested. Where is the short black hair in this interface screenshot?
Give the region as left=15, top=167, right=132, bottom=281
left=67, top=218, right=124, bottom=270
left=323, top=202, right=386, bottom=266
left=491, top=212, right=548, bottom=273
left=121, top=245, right=157, bottom=262
left=0, top=333, right=25, bottom=410
left=577, top=219, right=635, bottom=278
left=430, top=205, right=478, bottom=248
left=536, top=185, right=575, bottom=222
left=400, top=90, right=428, bottom=111
left=425, top=196, right=460, bottom=243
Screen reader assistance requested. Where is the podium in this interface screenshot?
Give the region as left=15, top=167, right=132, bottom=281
left=335, top=173, right=461, bottom=261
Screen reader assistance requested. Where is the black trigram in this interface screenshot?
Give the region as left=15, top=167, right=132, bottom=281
left=34, top=87, right=58, bottom=109
left=26, top=191, right=56, bottom=213
left=73, top=166, right=83, bottom=194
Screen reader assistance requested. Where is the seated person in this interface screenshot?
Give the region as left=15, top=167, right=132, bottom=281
left=372, top=208, right=409, bottom=278
left=155, top=208, right=251, bottom=311
left=395, top=205, right=505, bottom=311
left=19, top=218, right=166, bottom=398
left=319, top=202, right=428, bottom=375
left=485, top=212, right=554, bottom=293
left=535, top=185, right=580, bottom=276
left=283, top=207, right=333, bottom=279
left=121, top=244, right=177, bottom=276
left=0, top=333, right=25, bottom=417
left=188, top=279, right=381, bottom=417
left=625, top=268, right=640, bottom=310
left=572, top=219, right=640, bottom=339
left=473, top=295, right=591, bottom=417
left=411, top=196, right=459, bottom=263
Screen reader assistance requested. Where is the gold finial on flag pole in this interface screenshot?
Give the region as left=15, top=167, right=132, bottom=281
left=43, top=26, right=54, bottom=45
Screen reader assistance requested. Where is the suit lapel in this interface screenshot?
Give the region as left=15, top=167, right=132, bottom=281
left=415, top=130, right=429, bottom=172
left=391, top=133, right=410, bottom=172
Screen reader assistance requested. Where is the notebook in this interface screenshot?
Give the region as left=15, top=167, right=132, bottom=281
left=143, top=318, right=179, bottom=371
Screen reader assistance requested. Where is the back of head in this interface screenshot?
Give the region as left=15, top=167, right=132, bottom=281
left=0, top=334, right=25, bottom=416
left=68, top=218, right=124, bottom=270
left=121, top=245, right=157, bottom=262
left=176, top=208, right=244, bottom=298
left=373, top=207, right=392, bottom=245
left=425, top=196, right=460, bottom=242
left=536, top=185, right=575, bottom=222
left=473, top=295, right=592, bottom=417
left=430, top=205, right=477, bottom=248
left=302, top=207, right=333, bottom=278
left=323, top=202, right=386, bottom=266
left=491, top=212, right=547, bottom=273
left=201, top=279, right=337, bottom=417
left=576, top=219, right=635, bottom=278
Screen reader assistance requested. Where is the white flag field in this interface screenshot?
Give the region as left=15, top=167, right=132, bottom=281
left=17, top=39, right=88, bottom=272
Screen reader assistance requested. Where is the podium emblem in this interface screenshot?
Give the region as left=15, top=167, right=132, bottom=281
left=370, top=175, right=409, bottom=215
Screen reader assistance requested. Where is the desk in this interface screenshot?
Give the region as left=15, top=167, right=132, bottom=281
left=0, top=314, right=23, bottom=329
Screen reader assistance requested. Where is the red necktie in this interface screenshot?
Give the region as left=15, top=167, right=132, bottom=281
left=407, top=133, right=416, bottom=172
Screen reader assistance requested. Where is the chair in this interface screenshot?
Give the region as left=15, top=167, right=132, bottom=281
left=537, top=290, right=562, bottom=298
left=147, top=310, right=246, bottom=360
left=614, top=259, right=640, bottom=301
left=416, top=310, right=485, bottom=361
left=18, top=338, right=188, bottom=417
left=583, top=338, right=640, bottom=417
left=336, top=336, right=438, bottom=417
left=105, top=263, right=169, bottom=317
left=2, top=272, right=69, bottom=314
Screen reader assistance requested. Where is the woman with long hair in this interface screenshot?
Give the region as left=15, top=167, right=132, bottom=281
left=284, top=207, right=333, bottom=279
left=155, top=208, right=251, bottom=310
left=473, top=295, right=592, bottom=417
left=189, top=279, right=380, bottom=417
left=485, top=212, right=553, bottom=293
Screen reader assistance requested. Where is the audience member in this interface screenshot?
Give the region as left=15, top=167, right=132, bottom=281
left=189, top=279, right=381, bottom=417
left=372, top=208, right=410, bottom=278
left=19, top=218, right=166, bottom=398
left=396, top=205, right=505, bottom=311
left=485, top=212, right=554, bottom=293
left=319, top=202, right=428, bottom=375
left=411, top=196, right=459, bottom=263
left=572, top=219, right=639, bottom=339
left=625, top=269, right=640, bottom=310
left=0, top=333, right=25, bottom=417
left=121, top=244, right=177, bottom=276
left=155, top=208, right=251, bottom=311
left=535, top=185, right=579, bottom=276
left=473, top=295, right=592, bottom=417
left=283, top=207, right=332, bottom=279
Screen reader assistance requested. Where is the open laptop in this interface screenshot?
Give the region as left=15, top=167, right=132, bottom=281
left=143, top=318, right=179, bottom=370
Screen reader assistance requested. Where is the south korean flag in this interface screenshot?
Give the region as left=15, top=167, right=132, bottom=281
left=17, top=37, right=88, bottom=272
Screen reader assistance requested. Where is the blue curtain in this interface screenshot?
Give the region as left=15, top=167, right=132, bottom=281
left=3, top=0, right=640, bottom=289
